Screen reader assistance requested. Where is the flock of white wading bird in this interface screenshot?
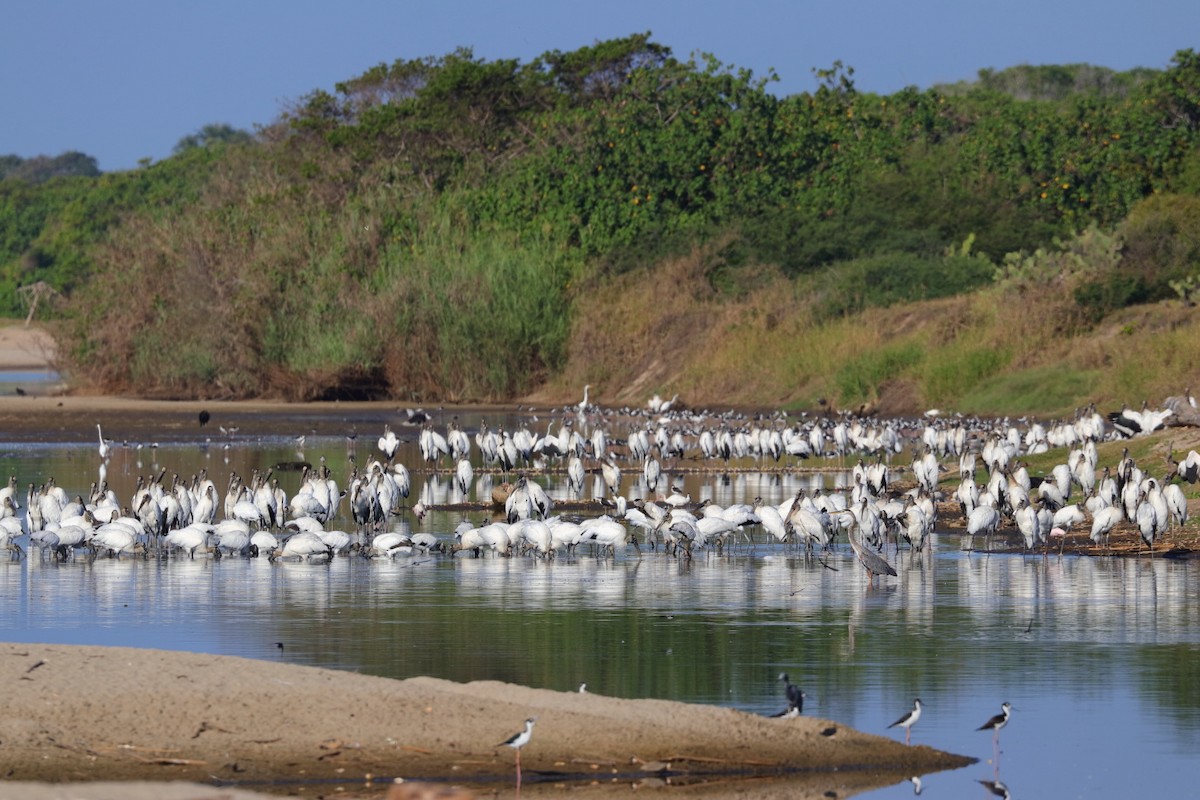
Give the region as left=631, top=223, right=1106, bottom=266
left=0, top=387, right=1197, bottom=569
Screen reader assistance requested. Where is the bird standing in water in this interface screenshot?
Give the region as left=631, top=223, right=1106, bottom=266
left=848, top=525, right=896, bottom=582
left=977, top=701, right=1011, bottom=745
left=498, top=717, right=536, bottom=784
left=96, top=424, right=110, bottom=460
left=977, top=701, right=1012, bottom=765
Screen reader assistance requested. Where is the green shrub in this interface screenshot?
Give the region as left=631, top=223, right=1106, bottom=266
left=835, top=342, right=923, bottom=404
left=1119, top=193, right=1200, bottom=295
left=1073, top=273, right=1150, bottom=320
left=817, top=252, right=994, bottom=319
left=923, top=346, right=1010, bottom=406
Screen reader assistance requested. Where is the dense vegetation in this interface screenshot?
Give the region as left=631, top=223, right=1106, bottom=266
left=4, top=36, right=1200, bottom=410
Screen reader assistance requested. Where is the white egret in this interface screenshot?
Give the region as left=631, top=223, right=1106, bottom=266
left=97, top=424, right=110, bottom=460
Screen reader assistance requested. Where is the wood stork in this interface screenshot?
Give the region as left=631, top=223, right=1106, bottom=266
left=1090, top=505, right=1123, bottom=550
left=377, top=425, right=400, bottom=462
left=269, top=531, right=333, bottom=562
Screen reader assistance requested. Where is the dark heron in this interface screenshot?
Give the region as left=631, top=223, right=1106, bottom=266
left=847, top=526, right=896, bottom=582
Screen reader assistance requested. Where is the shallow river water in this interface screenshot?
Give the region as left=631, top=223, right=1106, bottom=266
left=1, top=408, right=1198, bottom=799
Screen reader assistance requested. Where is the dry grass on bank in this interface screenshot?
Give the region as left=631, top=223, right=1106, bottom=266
left=544, top=246, right=1200, bottom=417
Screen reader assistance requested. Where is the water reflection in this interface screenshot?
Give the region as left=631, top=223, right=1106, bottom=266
left=0, top=368, right=62, bottom=396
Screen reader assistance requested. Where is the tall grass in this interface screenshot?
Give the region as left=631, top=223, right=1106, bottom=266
left=959, top=367, right=1100, bottom=417
left=372, top=203, right=573, bottom=400
left=555, top=245, right=1200, bottom=416
left=833, top=342, right=924, bottom=405
left=59, top=154, right=575, bottom=401
left=921, top=345, right=1011, bottom=407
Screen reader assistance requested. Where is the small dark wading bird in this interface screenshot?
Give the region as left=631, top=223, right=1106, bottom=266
left=977, top=701, right=1012, bottom=748
left=978, top=778, right=1012, bottom=799
left=497, top=717, right=536, bottom=783
left=888, top=698, right=923, bottom=745
left=771, top=673, right=806, bottom=718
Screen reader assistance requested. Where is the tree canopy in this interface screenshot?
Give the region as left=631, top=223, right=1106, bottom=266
left=3, top=38, right=1199, bottom=402
left=0, top=152, right=100, bottom=183
left=173, top=123, right=254, bottom=154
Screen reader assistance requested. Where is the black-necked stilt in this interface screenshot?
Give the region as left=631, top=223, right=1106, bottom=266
left=977, top=778, right=1011, bottom=799
left=777, top=673, right=806, bottom=715
left=977, top=701, right=1012, bottom=746
left=497, top=717, right=536, bottom=782
left=909, top=775, right=923, bottom=795
left=888, top=698, right=923, bottom=745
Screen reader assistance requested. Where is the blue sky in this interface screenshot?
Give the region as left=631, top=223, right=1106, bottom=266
left=2, top=0, right=1196, bottom=172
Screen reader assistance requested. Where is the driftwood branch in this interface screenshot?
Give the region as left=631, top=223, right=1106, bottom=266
left=16, top=281, right=60, bottom=326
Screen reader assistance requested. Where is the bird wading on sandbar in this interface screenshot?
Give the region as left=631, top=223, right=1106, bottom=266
left=498, top=717, right=536, bottom=783
left=771, top=673, right=806, bottom=717
left=888, top=698, right=923, bottom=745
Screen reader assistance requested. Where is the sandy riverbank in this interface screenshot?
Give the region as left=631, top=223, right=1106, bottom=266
left=0, top=323, right=55, bottom=371
left=0, top=643, right=972, bottom=799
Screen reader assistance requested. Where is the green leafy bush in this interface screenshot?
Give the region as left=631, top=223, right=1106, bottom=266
left=1119, top=193, right=1200, bottom=296
left=835, top=342, right=923, bottom=404
left=1074, top=273, right=1150, bottom=319
left=817, top=252, right=994, bottom=319
left=29, top=41, right=1200, bottom=398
